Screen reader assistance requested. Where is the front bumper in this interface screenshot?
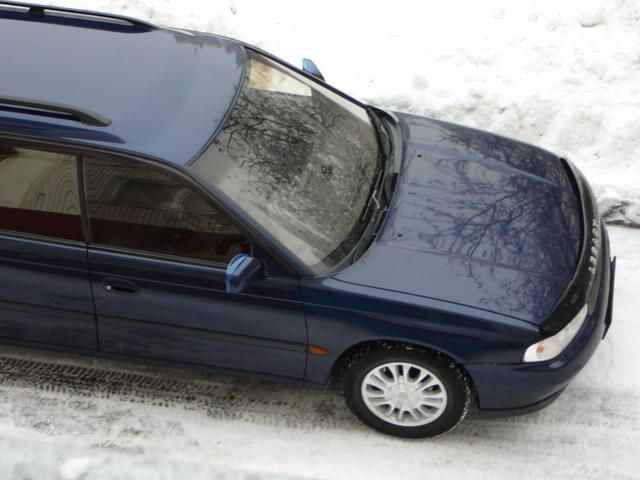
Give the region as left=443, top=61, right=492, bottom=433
left=468, top=226, right=615, bottom=414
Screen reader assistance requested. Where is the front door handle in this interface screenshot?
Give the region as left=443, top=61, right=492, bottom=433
left=103, top=277, right=140, bottom=295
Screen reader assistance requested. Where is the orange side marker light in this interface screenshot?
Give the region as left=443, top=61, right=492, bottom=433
left=309, top=345, right=329, bottom=356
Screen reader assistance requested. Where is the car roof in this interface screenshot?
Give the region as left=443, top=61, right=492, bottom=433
left=0, top=2, right=245, bottom=166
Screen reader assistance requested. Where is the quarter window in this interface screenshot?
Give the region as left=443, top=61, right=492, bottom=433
left=83, top=157, right=247, bottom=263
left=0, top=145, right=83, bottom=241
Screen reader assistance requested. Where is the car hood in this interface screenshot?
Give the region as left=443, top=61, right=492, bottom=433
left=334, top=113, right=582, bottom=325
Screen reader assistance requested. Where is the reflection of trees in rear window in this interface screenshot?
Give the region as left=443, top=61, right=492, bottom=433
left=192, top=51, right=379, bottom=272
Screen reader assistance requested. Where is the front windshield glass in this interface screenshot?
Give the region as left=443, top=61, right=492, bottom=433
left=191, top=50, right=380, bottom=274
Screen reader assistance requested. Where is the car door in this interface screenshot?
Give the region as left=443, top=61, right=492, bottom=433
left=82, top=156, right=307, bottom=380
left=0, top=144, right=96, bottom=348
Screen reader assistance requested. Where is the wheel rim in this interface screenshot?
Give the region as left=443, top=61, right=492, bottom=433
left=361, top=361, right=448, bottom=427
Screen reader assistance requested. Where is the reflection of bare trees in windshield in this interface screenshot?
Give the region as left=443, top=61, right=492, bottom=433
left=194, top=52, right=379, bottom=271
left=220, top=93, right=316, bottom=185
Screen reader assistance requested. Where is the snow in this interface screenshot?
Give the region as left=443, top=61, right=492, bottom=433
left=59, top=457, right=100, bottom=480
left=1, top=1, right=640, bottom=478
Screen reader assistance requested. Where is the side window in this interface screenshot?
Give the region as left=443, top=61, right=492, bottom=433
left=0, top=145, right=83, bottom=241
left=83, top=157, right=247, bottom=263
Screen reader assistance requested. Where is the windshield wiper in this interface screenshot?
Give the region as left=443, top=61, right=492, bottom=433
left=367, top=106, right=392, bottom=160
left=348, top=108, right=398, bottom=264
left=358, top=107, right=393, bottom=224
left=358, top=169, right=382, bottom=223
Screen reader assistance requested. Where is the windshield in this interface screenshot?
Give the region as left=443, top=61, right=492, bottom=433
left=191, top=50, right=381, bottom=274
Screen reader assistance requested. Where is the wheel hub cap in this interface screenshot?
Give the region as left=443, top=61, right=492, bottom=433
left=361, top=361, right=448, bottom=427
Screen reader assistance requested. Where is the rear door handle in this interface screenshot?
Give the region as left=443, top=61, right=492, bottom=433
left=103, top=277, right=140, bottom=295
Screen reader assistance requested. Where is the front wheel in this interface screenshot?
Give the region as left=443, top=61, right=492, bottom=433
left=342, top=348, right=471, bottom=438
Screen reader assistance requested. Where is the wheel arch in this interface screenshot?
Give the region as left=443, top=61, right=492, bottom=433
left=325, top=339, right=476, bottom=394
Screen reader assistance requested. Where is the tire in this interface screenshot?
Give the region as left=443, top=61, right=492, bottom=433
left=342, top=348, right=470, bottom=438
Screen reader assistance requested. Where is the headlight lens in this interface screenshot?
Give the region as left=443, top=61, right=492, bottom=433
left=523, top=305, right=589, bottom=362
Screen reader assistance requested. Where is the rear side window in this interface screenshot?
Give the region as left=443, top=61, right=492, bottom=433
left=0, top=145, right=83, bottom=241
left=83, top=157, right=247, bottom=263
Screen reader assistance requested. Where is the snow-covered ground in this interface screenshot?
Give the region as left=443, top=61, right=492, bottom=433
left=2, top=1, right=639, bottom=478
left=0, top=226, right=638, bottom=479
left=44, top=0, right=640, bottom=226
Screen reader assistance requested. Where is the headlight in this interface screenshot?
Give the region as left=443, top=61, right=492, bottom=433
left=523, top=305, right=589, bottom=362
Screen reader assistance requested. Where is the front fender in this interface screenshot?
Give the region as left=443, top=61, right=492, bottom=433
left=300, top=277, right=537, bottom=387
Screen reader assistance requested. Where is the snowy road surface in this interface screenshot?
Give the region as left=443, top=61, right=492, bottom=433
left=0, top=225, right=638, bottom=479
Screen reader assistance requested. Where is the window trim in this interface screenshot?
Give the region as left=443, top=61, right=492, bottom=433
left=88, top=242, right=229, bottom=271
left=76, top=157, right=93, bottom=244
left=0, top=134, right=299, bottom=274
left=0, top=227, right=86, bottom=249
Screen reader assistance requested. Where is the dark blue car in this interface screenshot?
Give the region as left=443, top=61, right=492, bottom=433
left=0, top=2, right=615, bottom=438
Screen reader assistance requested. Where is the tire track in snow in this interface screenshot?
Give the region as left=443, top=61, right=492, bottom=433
left=0, top=352, right=358, bottom=432
left=0, top=349, right=637, bottom=438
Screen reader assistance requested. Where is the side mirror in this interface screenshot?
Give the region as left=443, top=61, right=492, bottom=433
left=225, top=254, right=264, bottom=294
left=302, top=58, right=325, bottom=81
